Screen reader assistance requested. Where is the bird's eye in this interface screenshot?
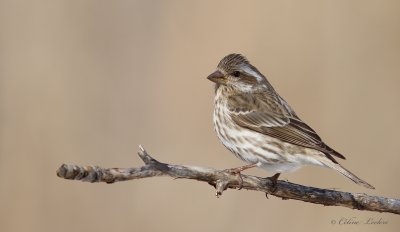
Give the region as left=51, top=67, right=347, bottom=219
left=232, top=71, right=241, bottom=77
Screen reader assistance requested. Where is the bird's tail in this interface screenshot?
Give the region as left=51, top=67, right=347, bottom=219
left=316, top=157, right=375, bottom=189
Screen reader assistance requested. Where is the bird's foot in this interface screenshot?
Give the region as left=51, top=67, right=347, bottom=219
left=224, top=163, right=258, bottom=190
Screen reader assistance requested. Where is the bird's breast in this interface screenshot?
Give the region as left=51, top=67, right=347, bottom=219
left=212, top=96, right=281, bottom=163
left=212, top=94, right=323, bottom=170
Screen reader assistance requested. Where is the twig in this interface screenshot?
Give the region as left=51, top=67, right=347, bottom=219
left=56, top=145, right=400, bottom=215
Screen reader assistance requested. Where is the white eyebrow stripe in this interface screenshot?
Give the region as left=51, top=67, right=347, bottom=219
left=241, top=66, right=263, bottom=81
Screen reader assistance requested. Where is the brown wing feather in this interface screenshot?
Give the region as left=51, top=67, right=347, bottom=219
left=228, top=93, right=346, bottom=162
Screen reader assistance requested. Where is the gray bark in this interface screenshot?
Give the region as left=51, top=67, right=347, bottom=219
left=56, top=145, right=400, bottom=215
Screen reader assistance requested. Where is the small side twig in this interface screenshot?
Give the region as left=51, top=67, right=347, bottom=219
left=56, top=145, right=400, bottom=215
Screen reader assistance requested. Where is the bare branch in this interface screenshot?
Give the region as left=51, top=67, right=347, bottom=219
left=56, top=145, right=400, bottom=215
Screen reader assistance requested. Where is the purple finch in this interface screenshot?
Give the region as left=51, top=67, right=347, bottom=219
left=207, top=53, right=374, bottom=189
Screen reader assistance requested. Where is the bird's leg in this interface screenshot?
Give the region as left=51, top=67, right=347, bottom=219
left=224, top=163, right=258, bottom=189
left=225, top=163, right=258, bottom=174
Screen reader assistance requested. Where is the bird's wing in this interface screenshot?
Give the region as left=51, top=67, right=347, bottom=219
left=227, top=93, right=345, bottom=161
left=227, top=93, right=290, bottom=127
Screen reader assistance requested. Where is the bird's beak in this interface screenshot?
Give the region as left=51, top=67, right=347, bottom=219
left=207, top=70, right=225, bottom=84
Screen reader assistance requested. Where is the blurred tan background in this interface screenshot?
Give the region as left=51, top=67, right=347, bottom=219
left=1, top=0, right=399, bottom=231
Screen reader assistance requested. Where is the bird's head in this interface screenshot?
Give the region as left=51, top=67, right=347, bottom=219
left=207, top=53, right=268, bottom=93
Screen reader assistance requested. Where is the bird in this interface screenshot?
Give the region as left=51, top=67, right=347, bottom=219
left=207, top=53, right=374, bottom=189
